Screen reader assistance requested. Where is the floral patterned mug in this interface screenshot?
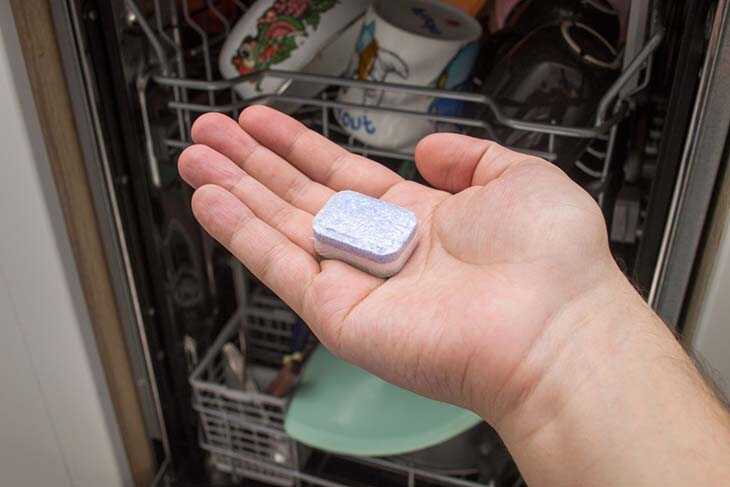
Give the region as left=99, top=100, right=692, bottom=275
left=219, top=0, right=371, bottom=100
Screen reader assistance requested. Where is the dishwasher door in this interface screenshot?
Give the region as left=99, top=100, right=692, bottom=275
left=645, top=0, right=730, bottom=327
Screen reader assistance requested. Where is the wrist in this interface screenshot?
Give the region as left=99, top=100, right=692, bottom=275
left=487, top=265, right=730, bottom=486
left=491, top=265, right=659, bottom=437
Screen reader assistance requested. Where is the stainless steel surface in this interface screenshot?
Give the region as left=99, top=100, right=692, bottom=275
left=649, top=0, right=730, bottom=327
left=50, top=0, right=168, bottom=453
left=621, top=0, right=654, bottom=96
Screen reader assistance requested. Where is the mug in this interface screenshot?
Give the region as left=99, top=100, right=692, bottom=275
left=271, top=15, right=366, bottom=113
left=218, top=0, right=371, bottom=100
left=335, top=0, right=482, bottom=151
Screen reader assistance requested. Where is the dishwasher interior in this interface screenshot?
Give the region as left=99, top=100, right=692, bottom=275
left=58, top=0, right=718, bottom=485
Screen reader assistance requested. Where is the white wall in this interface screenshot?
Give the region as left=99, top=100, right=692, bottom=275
left=0, top=4, right=131, bottom=486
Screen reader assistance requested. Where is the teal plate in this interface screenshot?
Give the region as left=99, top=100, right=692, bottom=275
left=284, top=346, right=482, bottom=456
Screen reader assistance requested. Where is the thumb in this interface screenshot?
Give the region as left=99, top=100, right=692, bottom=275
left=414, top=133, right=549, bottom=193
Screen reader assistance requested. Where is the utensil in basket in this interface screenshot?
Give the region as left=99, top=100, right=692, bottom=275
left=222, top=342, right=246, bottom=390
left=266, top=316, right=315, bottom=397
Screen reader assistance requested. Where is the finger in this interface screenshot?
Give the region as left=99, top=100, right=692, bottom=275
left=191, top=112, right=333, bottom=214
left=192, top=185, right=384, bottom=354
left=414, top=133, right=551, bottom=192
left=191, top=184, right=319, bottom=313
left=179, top=144, right=315, bottom=253
left=239, top=105, right=403, bottom=197
left=305, top=258, right=383, bottom=352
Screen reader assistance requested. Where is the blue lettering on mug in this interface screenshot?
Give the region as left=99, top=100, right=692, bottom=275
left=412, top=7, right=442, bottom=36
left=338, top=110, right=377, bottom=135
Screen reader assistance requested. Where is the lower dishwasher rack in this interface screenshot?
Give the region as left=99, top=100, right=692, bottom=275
left=191, top=299, right=500, bottom=487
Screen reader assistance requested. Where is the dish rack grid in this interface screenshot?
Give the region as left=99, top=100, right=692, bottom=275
left=191, top=297, right=489, bottom=487
left=125, top=0, right=664, bottom=206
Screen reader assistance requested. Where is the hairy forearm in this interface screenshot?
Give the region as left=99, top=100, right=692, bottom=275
left=491, top=270, right=730, bottom=486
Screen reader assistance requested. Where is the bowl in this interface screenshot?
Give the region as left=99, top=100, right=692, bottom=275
left=284, top=346, right=482, bottom=456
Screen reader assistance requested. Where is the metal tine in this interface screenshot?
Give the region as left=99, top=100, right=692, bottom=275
left=233, top=0, right=249, bottom=12
left=575, top=160, right=603, bottom=179
left=152, top=0, right=188, bottom=141
left=595, top=26, right=664, bottom=125
left=188, top=32, right=231, bottom=58
left=321, top=92, right=329, bottom=140
left=181, top=0, right=216, bottom=107
left=206, top=1, right=231, bottom=33
left=169, top=0, right=192, bottom=139
left=231, top=2, right=252, bottom=120
left=548, top=132, right=556, bottom=156
left=137, top=73, right=162, bottom=188
left=126, top=1, right=189, bottom=157
left=586, top=145, right=607, bottom=158
left=152, top=0, right=179, bottom=50
left=125, top=0, right=170, bottom=73
left=202, top=1, right=243, bottom=120
left=599, top=123, right=620, bottom=205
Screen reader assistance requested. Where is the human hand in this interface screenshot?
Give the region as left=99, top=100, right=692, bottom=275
left=178, top=106, right=622, bottom=425
left=181, top=107, right=730, bottom=486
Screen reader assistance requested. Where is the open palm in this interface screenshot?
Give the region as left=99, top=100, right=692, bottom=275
left=179, top=106, right=619, bottom=423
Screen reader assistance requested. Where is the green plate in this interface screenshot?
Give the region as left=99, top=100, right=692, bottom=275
left=284, top=346, right=482, bottom=456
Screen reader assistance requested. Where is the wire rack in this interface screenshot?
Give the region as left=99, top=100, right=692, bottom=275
left=125, top=0, right=664, bottom=205
left=243, top=287, right=317, bottom=366
left=190, top=310, right=299, bottom=486
left=190, top=302, right=302, bottom=486
left=191, top=305, right=494, bottom=487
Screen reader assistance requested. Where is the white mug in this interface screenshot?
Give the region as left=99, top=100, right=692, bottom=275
left=219, top=0, right=371, bottom=101
left=335, top=0, right=482, bottom=151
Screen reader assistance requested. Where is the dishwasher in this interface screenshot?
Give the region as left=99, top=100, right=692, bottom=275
left=36, top=0, right=730, bottom=485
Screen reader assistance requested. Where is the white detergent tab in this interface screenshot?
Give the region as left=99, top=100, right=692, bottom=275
left=312, top=190, right=419, bottom=278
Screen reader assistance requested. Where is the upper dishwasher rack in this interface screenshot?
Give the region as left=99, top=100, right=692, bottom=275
left=125, top=0, right=664, bottom=203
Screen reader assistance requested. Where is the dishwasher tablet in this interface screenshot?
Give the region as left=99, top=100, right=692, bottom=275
left=312, top=190, right=419, bottom=278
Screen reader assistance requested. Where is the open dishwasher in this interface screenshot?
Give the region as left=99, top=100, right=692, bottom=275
left=38, top=0, right=730, bottom=484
